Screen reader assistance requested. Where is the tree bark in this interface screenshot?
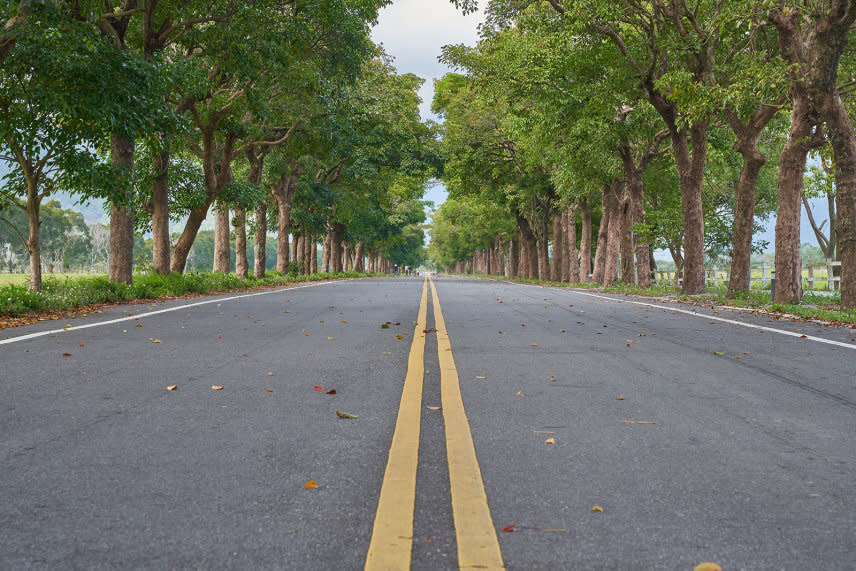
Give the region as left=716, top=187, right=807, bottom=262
left=518, top=215, right=537, bottom=279
left=564, top=204, right=580, bottom=283
left=603, top=180, right=623, bottom=288
left=579, top=197, right=592, bottom=282
left=355, top=240, right=365, bottom=272
left=234, top=209, right=248, bottom=279
left=619, top=186, right=634, bottom=285
left=591, top=186, right=611, bottom=285
left=551, top=211, right=563, bottom=282
left=725, top=108, right=775, bottom=297
left=508, top=237, right=519, bottom=278
left=254, top=203, right=267, bottom=278
left=25, top=181, right=41, bottom=292
left=330, top=223, right=345, bottom=272
left=151, top=148, right=171, bottom=275
left=213, top=206, right=230, bottom=273
left=109, top=132, right=135, bottom=284
left=322, top=233, right=331, bottom=272
left=271, top=166, right=300, bottom=275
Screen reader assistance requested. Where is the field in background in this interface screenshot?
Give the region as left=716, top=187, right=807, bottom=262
left=0, top=274, right=104, bottom=287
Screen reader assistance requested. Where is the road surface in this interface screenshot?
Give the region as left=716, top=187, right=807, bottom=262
left=1, top=276, right=854, bottom=569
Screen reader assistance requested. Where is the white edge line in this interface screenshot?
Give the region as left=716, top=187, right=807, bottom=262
left=497, top=280, right=856, bottom=351
left=0, top=279, right=347, bottom=346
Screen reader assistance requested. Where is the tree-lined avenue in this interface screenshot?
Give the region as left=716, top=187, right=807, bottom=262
left=1, top=277, right=854, bottom=569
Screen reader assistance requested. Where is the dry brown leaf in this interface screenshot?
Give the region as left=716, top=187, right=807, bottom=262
left=713, top=351, right=725, bottom=356
left=302, top=480, right=318, bottom=489
left=530, top=343, right=538, bottom=347
left=693, top=564, right=722, bottom=571
left=501, top=525, right=515, bottom=532
left=267, top=388, right=274, bottom=393
left=475, top=375, right=487, bottom=379
left=395, top=334, right=404, bottom=339
left=544, top=437, right=555, bottom=445
left=426, top=405, right=441, bottom=411
left=152, top=339, right=162, bottom=344
left=616, top=396, right=625, bottom=401
left=515, top=391, right=522, bottom=397
left=591, top=506, right=604, bottom=512
left=167, top=385, right=178, bottom=391
left=542, top=529, right=567, bottom=533
left=327, top=337, right=335, bottom=341
left=268, top=372, right=274, bottom=376
left=211, top=385, right=224, bottom=391
left=336, top=410, right=358, bottom=419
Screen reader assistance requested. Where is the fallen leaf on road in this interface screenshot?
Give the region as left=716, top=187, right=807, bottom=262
left=327, top=337, right=335, bottom=341
left=267, top=388, right=274, bottom=393
left=800, top=335, right=807, bottom=338
left=167, top=385, right=177, bottom=391
left=475, top=375, right=487, bottom=379
left=314, top=385, right=324, bottom=391
left=152, top=339, right=162, bottom=343
left=560, top=329, right=566, bottom=333
left=341, top=320, right=348, bottom=324
left=336, top=410, right=358, bottom=419
left=303, top=332, right=309, bottom=337
left=302, top=481, right=318, bottom=489
left=135, top=323, right=143, bottom=327
left=426, top=405, right=440, bottom=411
left=211, top=385, right=224, bottom=390
left=530, top=343, right=538, bottom=347
left=501, top=525, right=515, bottom=532
left=62, top=353, right=72, bottom=357
left=396, top=334, right=404, bottom=339
left=268, top=372, right=274, bottom=376
left=591, top=506, right=604, bottom=512
left=713, top=351, right=725, bottom=356
left=616, top=396, right=625, bottom=400
left=621, top=420, right=655, bottom=424
left=542, top=529, right=567, bottom=533
left=550, top=375, right=556, bottom=382
left=693, top=564, right=722, bottom=571
left=544, top=437, right=555, bottom=445
left=381, top=323, right=390, bottom=329
left=326, top=389, right=337, bottom=395
left=241, top=353, right=248, bottom=357
left=515, top=391, right=522, bottom=397
left=79, top=344, right=85, bottom=347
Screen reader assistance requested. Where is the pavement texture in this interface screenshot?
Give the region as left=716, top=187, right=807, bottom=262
left=1, top=276, right=854, bottom=570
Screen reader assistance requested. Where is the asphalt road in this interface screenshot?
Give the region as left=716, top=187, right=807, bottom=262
left=1, top=276, right=854, bottom=570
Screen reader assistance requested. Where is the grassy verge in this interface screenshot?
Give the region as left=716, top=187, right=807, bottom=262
left=467, top=273, right=856, bottom=325
left=0, top=270, right=383, bottom=320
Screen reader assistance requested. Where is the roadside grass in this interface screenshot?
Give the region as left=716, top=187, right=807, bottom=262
left=468, top=272, right=856, bottom=325
left=0, top=270, right=382, bottom=319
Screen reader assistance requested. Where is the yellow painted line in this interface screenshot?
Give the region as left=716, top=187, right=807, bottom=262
left=430, top=278, right=505, bottom=570
left=365, top=278, right=429, bottom=571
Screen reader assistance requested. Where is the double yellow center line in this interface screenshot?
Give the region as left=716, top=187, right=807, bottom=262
left=365, top=278, right=504, bottom=570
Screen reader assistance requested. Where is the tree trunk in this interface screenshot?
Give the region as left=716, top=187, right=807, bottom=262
left=551, top=211, right=563, bottom=282
left=726, top=109, right=772, bottom=297
left=825, top=97, right=856, bottom=306
left=322, top=233, right=331, bottom=272
left=518, top=230, right=528, bottom=278
left=25, top=182, right=41, bottom=292
left=272, top=168, right=300, bottom=275
left=330, top=223, right=345, bottom=272
left=109, top=132, right=135, bottom=284
left=254, top=203, right=267, bottom=278
left=518, top=215, right=537, bottom=279
left=151, top=148, right=170, bottom=275
left=213, top=206, right=230, bottom=273
left=355, top=240, right=365, bottom=272
left=619, top=186, right=634, bottom=285
left=235, top=208, right=248, bottom=279
left=591, top=185, right=611, bottom=285
left=579, top=198, right=592, bottom=282
left=509, top=238, right=519, bottom=277
left=564, top=204, right=580, bottom=283
left=603, top=180, right=623, bottom=288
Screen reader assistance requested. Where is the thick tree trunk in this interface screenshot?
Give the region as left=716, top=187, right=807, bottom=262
left=619, top=187, right=634, bottom=285
left=25, top=185, right=41, bottom=292
left=213, top=206, right=230, bottom=273
left=591, top=186, right=610, bottom=285
left=579, top=198, right=592, bottom=282
left=603, top=180, right=623, bottom=288
left=518, top=230, right=528, bottom=278
left=551, top=212, right=563, bottom=282
left=518, top=215, right=537, bottom=279
left=825, top=96, right=856, bottom=307
left=508, top=238, right=519, bottom=278
left=109, top=133, right=135, bottom=284
left=355, top=240, right=365, bottom=272
left=726, top=112, right=770, bottom=297
left=627, top=173, right=650, bottom=289
left=272, top=168, right=299, bottom=275
left=235, top=209, right=248, bottom=279
left=170, top=202, right=211, bottom=273
left=330, top=223, right=345, bottom=273
left=254, top=203, right=267, bottom=278
left=563, top=204, right=580, bottom=283
left=151, top=149, right=171, bottom=275
left=322, top=233, right=331, bottom=272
